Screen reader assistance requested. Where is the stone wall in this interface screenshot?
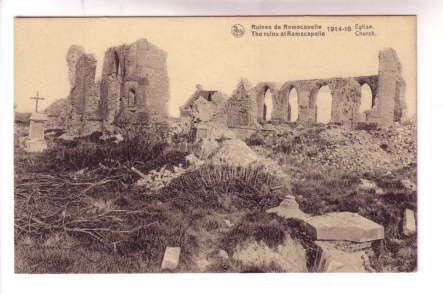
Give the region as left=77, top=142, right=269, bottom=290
left=180, top=86, right=228, bottom=124
left=45, top=98, right=68, bottom=130
left=250, top=48, right=406, bottom=129
left=226, top=79, right=259, bottom=128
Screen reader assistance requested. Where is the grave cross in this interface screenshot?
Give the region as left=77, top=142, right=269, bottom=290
left=30, top=91, right=45, bottom=113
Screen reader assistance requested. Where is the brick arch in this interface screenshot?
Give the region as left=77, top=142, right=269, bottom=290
left=255, top=82, right=278, bottom=122
left=354, top=75, right=378, bottom=108
left=278, top=82, right=301, bottom=122
left=309, top=80, right=333, bottom=123
left=308, top=79, right=335, bottom=111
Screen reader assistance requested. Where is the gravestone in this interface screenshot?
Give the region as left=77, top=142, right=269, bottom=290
left=25, top=112, right=48, bottom=153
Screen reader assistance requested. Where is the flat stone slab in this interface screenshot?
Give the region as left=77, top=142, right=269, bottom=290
left=306, top=212, right=384, bottom=242
left=266, top=198, right=311, bottom=223
left=161, top=247, right=181, bottom=270
left=266, top=199, right=384, bottom=243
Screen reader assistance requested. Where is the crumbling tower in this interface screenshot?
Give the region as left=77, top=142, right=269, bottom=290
left=65, top=45, right=101, bottom=136
left=100, top=38, right=169, bottom=127
left=368, top=48, right=406, bottom=127
left=63, top=39, right=170, bottom=136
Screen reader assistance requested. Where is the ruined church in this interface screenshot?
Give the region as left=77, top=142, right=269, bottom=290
left=47, top=40, right=406, bottom=138
left=182, top=48, right=407, bottom=139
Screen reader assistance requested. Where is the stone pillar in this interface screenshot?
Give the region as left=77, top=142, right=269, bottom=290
left=273, top=88, right=288, bottom=122
left=66, top=53, right=100, bottom=136
left=329, top=78, right=361, bottom=129
left=372, top=48, right=404, bottom=127
left=66, top=45, right=85, bottom=88
left=25, top=113, right=48, bottom=153
left=297, top=81, right=317, bottom=124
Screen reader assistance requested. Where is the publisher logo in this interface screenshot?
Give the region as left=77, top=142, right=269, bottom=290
left=231, top=24, right=245, bottom=38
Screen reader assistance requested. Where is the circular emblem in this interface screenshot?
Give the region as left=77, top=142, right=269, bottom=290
left=231, top=24, right=245, bottom=38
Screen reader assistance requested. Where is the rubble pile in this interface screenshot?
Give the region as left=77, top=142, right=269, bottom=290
left=371, top=123, right=416, bottom=166
left=135, top=165, right=187, bottom=191
left=209, top=139, right=259, bottom=168
left=252, top=122, right=416, bottom=175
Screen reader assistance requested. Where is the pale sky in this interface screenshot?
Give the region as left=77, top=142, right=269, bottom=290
left=14, top=16, right=416, bottom=117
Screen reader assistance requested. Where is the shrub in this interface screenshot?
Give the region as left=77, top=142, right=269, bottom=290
left=220, top=212, right=289, bottom=254
left=27, top=118, right=171, bottom=172
left=159, top=165, right=283, bottom=212
left=247, top=132, right=265, bottom=146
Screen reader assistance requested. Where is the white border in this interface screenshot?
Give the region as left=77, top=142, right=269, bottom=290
left=1, top=1, right=443, bottom=295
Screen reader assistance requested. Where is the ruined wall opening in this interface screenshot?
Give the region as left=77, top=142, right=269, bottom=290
left=288, top=87, right=299, bottom=122
left=128, top=89, right=136, bottom=106
left=316, top=85, right=332, bottom=123
left=359, top=83, right=373, bottom=120
left=113, top=51, right=120, bottom=77
left=263, top=88, right=273, bottom=121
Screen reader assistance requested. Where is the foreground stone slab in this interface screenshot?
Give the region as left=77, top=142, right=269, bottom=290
left=266, top=198, right=311, bottom=223
left=161, top=247, right=181, bottom=270
left=313, top=241, right=374, bottom=272
left=403, top=208, right=416, bottom=236
left=267, top=199, right=384, bottom=243
left=306, top=212, right=384, bottom=242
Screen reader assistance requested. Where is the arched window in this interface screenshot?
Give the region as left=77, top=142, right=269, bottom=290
left=359, top=83, right=373, bottom=119
left=128, top=89, right=136, bottom=106
left=288, top=87, right=299, bottom=122
left=263, top=88, right=273, bottom=121
left=316, top=85, right=332, bottom=123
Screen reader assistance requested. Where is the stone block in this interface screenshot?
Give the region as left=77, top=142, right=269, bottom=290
left=313, top=241, right=373, bottom=272
left=161, top=246, right=181, bottom=271
left=403, top=208, right=416, bottom=236
left=305, top=212, right=384, bottom=242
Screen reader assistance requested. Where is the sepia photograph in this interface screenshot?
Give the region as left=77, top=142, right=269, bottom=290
left=13, top=16, right=417, bottom=273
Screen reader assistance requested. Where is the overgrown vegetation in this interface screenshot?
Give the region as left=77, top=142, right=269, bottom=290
left=15, top=124, right=286, bottom=272
left=159, top=165, right=283, bottom=212
left=220, top=212, right=289, bottom=254
left=15, top=121, right=417, bottom=273
left=292, top=164, right=416, bottom=239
